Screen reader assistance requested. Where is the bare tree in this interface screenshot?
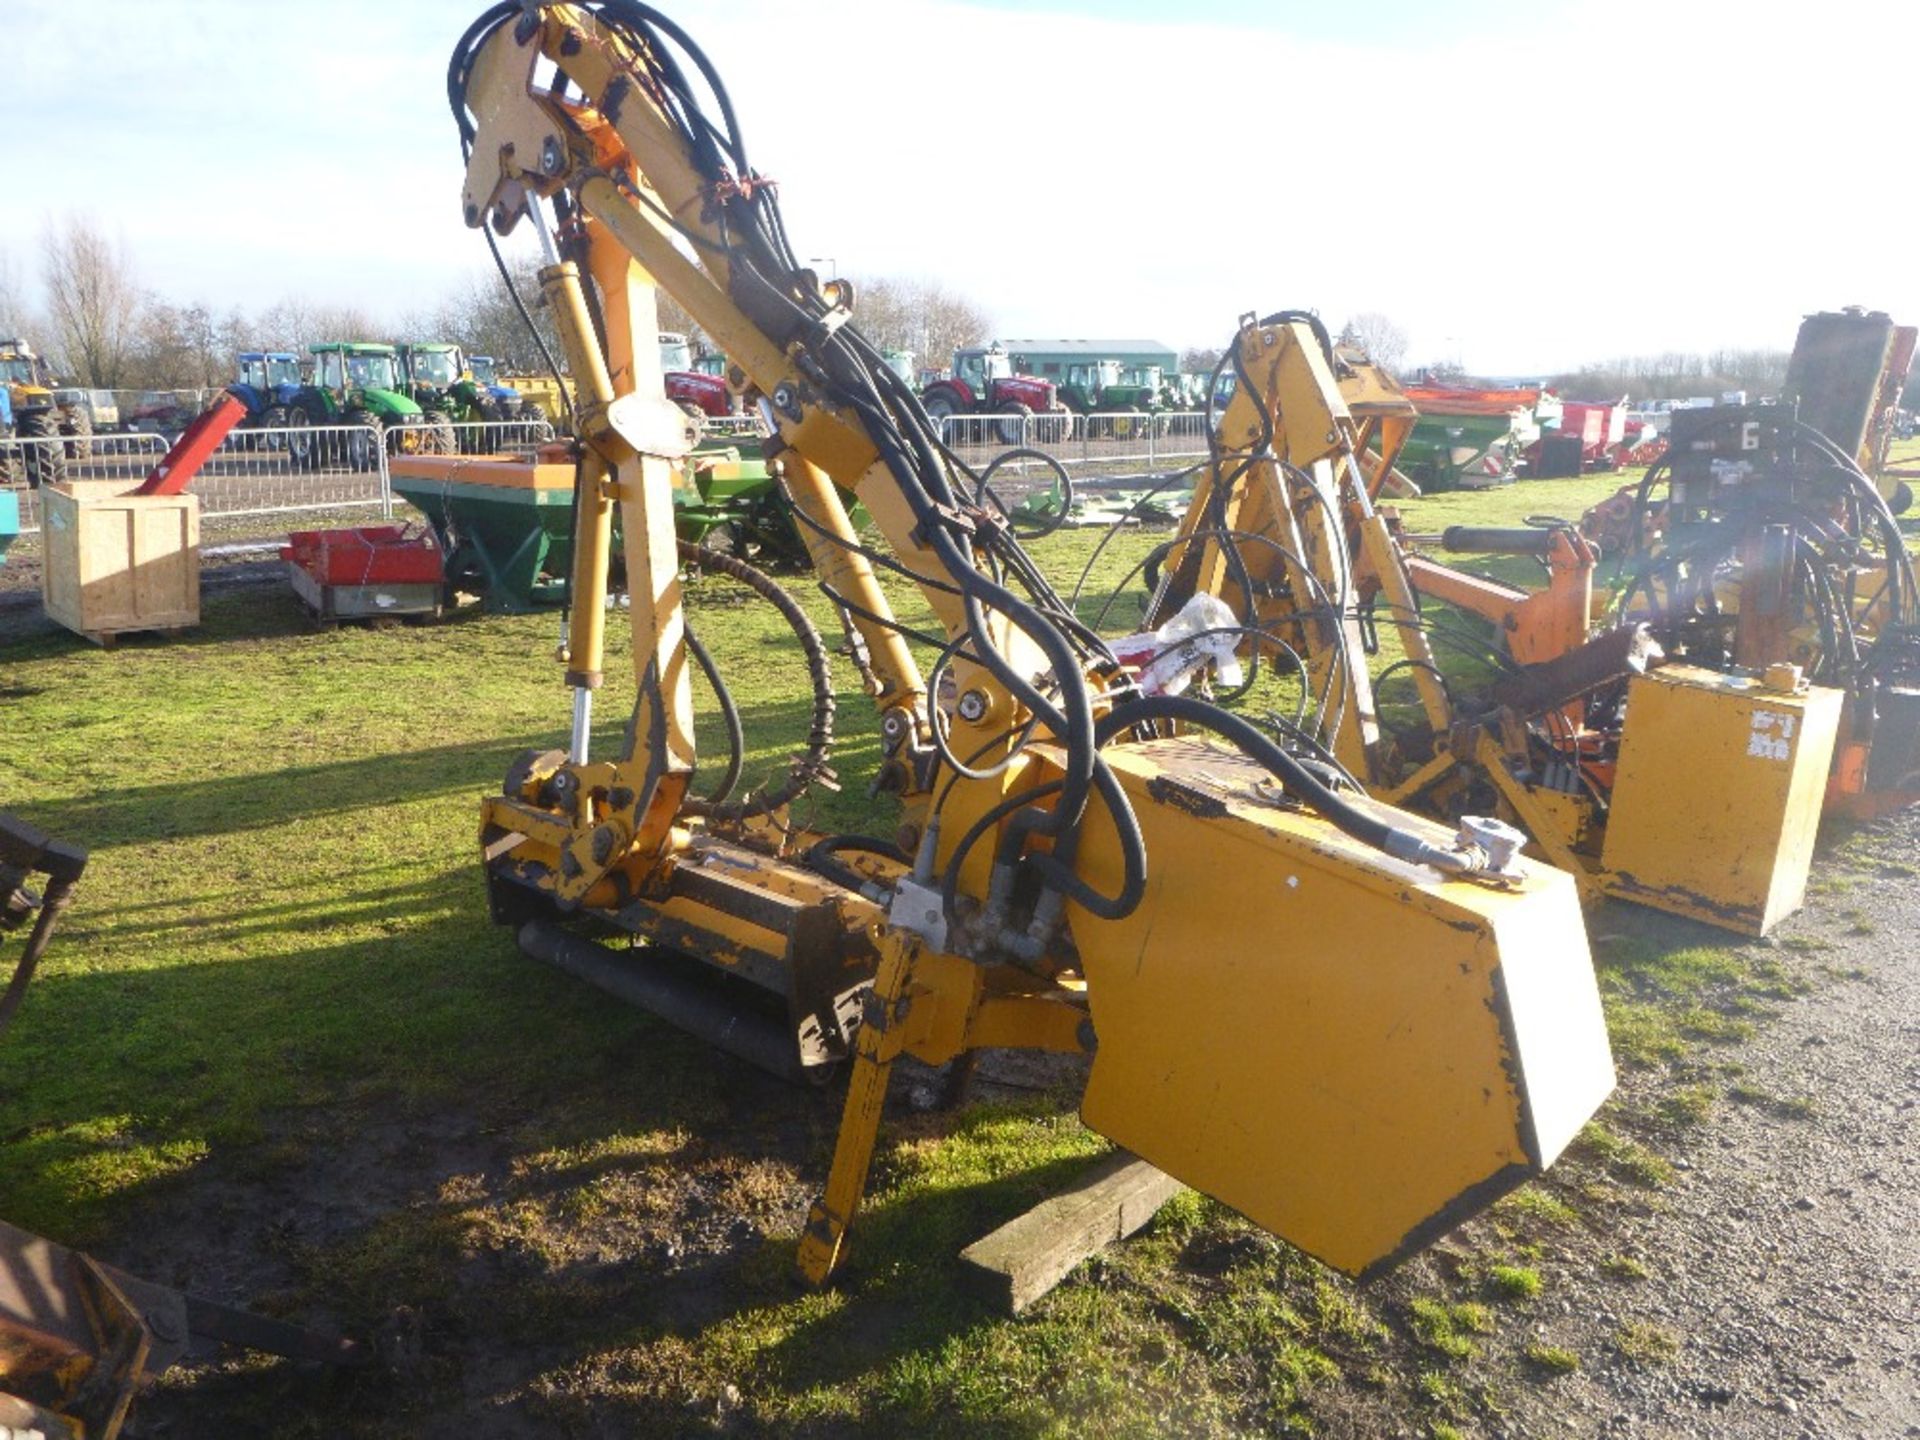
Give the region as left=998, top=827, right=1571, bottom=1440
left=1180, top=345, right=1223, bottom=380
left=1547, top=349, right=1791, bottom=403
left=255, top=296, right=319, bottom=354
left=1339, top=313, right=1409, bottom=372
left=654, top=289, right=702, bottom=352
left=421, top=257, right=567, bottom=373
left=0, top=249, right=28, bottom=338
left=41, top=214, right=144, bottom=386
left=848, top=276, right=989, bottom=373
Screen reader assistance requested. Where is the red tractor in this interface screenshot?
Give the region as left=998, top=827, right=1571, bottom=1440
left=920, top=344, right=1069, bottom=443
left=660, top=331, right=734, bottom=418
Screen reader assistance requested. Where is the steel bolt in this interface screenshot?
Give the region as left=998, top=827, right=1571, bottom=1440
left=541, top=135, right=564, bottom=173
left=956, top=690, right=989, bottom=723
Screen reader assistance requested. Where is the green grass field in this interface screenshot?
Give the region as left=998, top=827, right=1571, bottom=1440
left=0, top=452, right=1906, bottom=1435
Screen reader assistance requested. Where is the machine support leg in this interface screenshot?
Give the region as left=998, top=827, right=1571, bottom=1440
left=569, top=688, right=594, bottom=765
left=797, top=933, right=918, bottom=1286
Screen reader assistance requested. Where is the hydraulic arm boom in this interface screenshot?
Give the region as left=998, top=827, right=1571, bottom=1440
left=447, top=2, right=1612, bottom=1284
left=1145, top=320, right=1843, bottom=936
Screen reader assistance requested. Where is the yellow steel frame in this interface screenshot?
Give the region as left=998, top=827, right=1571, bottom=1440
left=1154, top=323, right=1847, bottom=936
left=450, top=4, right=1613, bottom=1285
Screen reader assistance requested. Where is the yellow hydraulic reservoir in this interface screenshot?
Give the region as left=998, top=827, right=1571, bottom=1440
left=1600, top=664, right=1842, bottom=935
left=1066, top=738, right=1616, bottom=1279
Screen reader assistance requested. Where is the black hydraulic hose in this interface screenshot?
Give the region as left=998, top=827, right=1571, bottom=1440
left=1068, top=458, right=1210, bottom=608
left=844, top=389, right=1104, bottom=827
left=801, top=833, right=910, bottom=895
left=926, top=634, right=1041, bottom=783
left=781, top=494, right=965, bottom=595
left=1785, top=417, right=1917, bottom=622
left=1256, top=309, right=1336, bottom=369
left=675, top=540, right=835, bottom=822
left=685, top=625, right=743, bottom=805
left=973, top=448, right=1075, bottom=540
left=806, top=833, right=910, bottom=866
left=457, top=1, right=1144, bottom=917
left=1610, top=451, right=1673, bottom=582
left=620, top=622, right=743, bottom=808
left=940, top=781, right=1066, bottom=926
left=448, top=10, right=582, bottom=434
left=1094, top=695, right=1479, bottom=874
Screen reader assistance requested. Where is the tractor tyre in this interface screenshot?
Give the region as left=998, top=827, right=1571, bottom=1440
left=1892, top=481, right=1914, bottom=517
left=19, top=410, right=65, bottom=489
left=422, top=408, right=457, bottom=455
left=1108, top=406, right=1141, bottom=442
left=258, top=405, right=291, bottom=453
left=993, top=401, right=1033, bottom=447
left=468, top=396, right=502, bottom=452
left=344, top=408, right=382, bottom=472
left=61, top=406, right=94, bottom=462
left=286, top=405, right=318, bottom=470
left=922, top=389, right=961, bottom=443
left=1035, top=411, right=1071, bottom=445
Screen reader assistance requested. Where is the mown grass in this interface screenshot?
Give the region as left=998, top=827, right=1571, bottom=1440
left=0, top=460, right=1868, bottom=1433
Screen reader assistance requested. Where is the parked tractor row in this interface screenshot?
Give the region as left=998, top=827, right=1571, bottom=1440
left=221, top=342, right=543, bottom=466
left=648, top=331, right=1209, bottom=447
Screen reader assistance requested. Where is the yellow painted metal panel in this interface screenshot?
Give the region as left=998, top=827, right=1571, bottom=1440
left=1068, top=738, right=1614, bottom=1277
left=1601, top=666, right=1842, bottom=935
left=389, top=456, right=577, bottom=491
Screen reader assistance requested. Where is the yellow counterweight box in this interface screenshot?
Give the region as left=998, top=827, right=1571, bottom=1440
left=1600, top=664, right=1842, bottom=935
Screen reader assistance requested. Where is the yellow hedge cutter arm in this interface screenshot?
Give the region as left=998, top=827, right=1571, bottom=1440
left=448, top=1, right=1613, bottom=1285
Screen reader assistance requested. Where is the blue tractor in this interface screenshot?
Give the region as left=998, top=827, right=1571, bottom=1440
left=225, top=352, right=306, bottom=445
left=463, top=354, right=529, bottom=423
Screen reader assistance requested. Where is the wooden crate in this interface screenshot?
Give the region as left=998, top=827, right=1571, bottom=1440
left=40, top=480, right=199, bottom=644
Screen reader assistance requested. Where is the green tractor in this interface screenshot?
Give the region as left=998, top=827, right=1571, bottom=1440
left=1055, top=358, right=1122, bottom=435
left=397, top=343, right=520, bottom=451
left=287, top=342, right=434, bottom=470
left=1055, top=357, right=1171, bottom=439
left=0, top=338, right=92, bottom=487
left=1105, top=364, right=1178, bottom=437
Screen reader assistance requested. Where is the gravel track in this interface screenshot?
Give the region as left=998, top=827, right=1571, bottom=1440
left=1482, top=822, right=1920, bottom=1440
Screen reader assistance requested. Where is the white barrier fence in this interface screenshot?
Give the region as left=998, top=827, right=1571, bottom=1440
left=4, top=406, right=1194, bottom=549
left=688, top=407, right=1214, bottom=464
left=699, top=414, right=769, bottom=442
left=930, top=409, right=1212, bottom=465
left=4, top=418, right=555, bottom=537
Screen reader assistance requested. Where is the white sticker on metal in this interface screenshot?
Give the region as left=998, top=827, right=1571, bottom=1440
left=1747, top=710, right=1796, bottom=761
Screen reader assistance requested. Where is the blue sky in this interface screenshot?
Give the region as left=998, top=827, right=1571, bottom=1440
left=3, top=0, right=1915, bottom=374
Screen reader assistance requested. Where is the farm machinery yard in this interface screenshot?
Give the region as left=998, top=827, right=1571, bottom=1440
left=3, top=456, right=1915, bottom=1436
left=2, top=4, right=1917, bottom=1438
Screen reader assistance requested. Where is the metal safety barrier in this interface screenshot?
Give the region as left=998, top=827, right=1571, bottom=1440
left=3, top=418, right=558, bottom=541
left=698, top=414, right=769, bottom=442
left=930, top=410, right=1214, bottom=467
left=385, top=415, right=557, bottom=457
left=2, top=433, right=170, bottom=534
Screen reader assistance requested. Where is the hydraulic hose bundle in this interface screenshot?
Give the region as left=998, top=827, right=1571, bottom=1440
left=447, top=4, right=1500, bottom=933
left=1605, top=410, right=1919, bottom=688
